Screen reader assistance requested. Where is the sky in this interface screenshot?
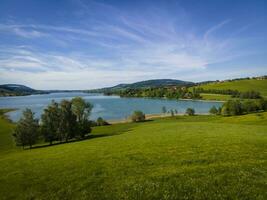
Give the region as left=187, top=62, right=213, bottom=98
left=0, top=0, right=266, bottom=90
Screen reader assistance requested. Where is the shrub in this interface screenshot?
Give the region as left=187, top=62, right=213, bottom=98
left=186, top=108, right=195, bottom=116
left=209, top=106, right=218, bottom=115
left=96, top=117, right=109, bottom=126
left=131, top=111, right=146, bottom=122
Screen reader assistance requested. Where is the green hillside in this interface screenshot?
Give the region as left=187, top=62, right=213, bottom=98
left=0, top=110, right=267, bottom=199
left=89, top=79, right=194, bottom=93
left=191, top=79, right=267, bottom=100
left=0, top=84, right=47, bottom=97
left=195, top=79, right=267, bottom=96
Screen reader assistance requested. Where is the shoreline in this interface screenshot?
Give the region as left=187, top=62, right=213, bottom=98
left=107, top=112, right=210, bottom=124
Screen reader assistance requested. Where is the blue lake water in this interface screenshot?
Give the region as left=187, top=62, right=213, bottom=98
left=0, top=92, right=222, bottom=122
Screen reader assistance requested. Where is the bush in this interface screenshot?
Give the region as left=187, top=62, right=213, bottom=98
left=186, top=108, right=195, bottom=116
left=209, top=106, right=218, bottom=115
left=131, top=111, right=146, bottom=122
left=96, top=117, right=109, bottom=126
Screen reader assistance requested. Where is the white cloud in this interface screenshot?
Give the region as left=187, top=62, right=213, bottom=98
left=0, top=2, right=259, bottom=89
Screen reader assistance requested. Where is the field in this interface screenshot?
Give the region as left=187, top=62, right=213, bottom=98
left=191, top=79, right=267, bottom=100
left=0, top=110, right=267, bottom=200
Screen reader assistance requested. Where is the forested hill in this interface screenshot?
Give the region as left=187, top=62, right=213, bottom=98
left=0, top=84, right=47, bottom=96
left=89, top=79, right=194, bottom=93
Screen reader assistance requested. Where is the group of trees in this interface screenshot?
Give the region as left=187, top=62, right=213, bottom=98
left=13, top=97, right=98, bottom=149
left=195, top=88, right=261, bottom=99
left=107, top=87, right=200, bottom=100
left=209, top=99, right=267, bottom=116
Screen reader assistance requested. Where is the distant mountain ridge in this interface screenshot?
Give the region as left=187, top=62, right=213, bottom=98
left=0, top=84, right=47, bottom=96
left=89, top=79, right=194, bottom=93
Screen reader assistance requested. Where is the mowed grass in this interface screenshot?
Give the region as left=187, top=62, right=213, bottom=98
left=191, top=79, right=267, bottom=100
left=0, top=112, right=267, bottom=199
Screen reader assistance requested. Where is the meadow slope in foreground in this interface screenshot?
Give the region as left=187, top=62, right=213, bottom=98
left=0, top=113, right=267, bottom=199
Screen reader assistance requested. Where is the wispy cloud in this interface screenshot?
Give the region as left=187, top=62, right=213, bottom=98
left=0, top=1, right=263, bottom=89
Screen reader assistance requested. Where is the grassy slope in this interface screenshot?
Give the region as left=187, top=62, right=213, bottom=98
left=0, top=109, right=15, bottom=154
left=0, top=112, right=267, bottom=200
left=192, top=79, right=267, bottom=100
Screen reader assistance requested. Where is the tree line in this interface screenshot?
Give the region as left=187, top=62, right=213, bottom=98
left=13, top=97, right=108, bottom=149
left=106, top=87, right=262, bottom=100
left=106, top=87, right=201, bottom=100
left=209, top=99, right=267, bottom=116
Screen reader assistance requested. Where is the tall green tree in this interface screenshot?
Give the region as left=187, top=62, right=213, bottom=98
left=13, top=108, right=39, bottom=149
left=41, top=100, right=61, bottom=145
left=71, top=97, right=93, bottom=138
left=221, top=100, right=242, bottom=116
left=59, top=100, right=77, bottom=142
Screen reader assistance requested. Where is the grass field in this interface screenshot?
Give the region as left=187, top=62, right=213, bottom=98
left=191, top=79, right=267, bottom=100
left=0, top=110, right=267, bottom=200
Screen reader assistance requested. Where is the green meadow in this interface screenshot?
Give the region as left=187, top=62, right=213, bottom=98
left=191, top=79, right=267, bottom=100
left=0, top=110, right=266, bottom=200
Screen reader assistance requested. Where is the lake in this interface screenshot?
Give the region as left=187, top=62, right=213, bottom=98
left=0, top=92, right=222, bottom=122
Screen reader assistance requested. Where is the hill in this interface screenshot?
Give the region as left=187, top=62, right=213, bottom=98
left=0, top=109, right=266, bottom=199
left=191, top=79, right=267, bottom=100
left=0, top=84, right=47, bottom=96
left=89, top=79, right=194, bottom=93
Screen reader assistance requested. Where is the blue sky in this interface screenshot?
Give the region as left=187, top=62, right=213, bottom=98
left=0, top=0, right=266, bottom=89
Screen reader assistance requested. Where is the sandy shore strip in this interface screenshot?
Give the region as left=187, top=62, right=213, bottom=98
left=107, top=112, right=210, bottom=124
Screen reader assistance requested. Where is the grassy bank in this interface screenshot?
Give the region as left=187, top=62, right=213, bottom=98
left=0, top=109, right=266, bottom=199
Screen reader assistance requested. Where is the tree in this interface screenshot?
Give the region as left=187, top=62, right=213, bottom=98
left=71, top=97, right=93, bottom=138
left=41, top=100, right=61, bottom=145
left=174, top=109, right=178, bottom=114
left=13, top=109, right=39, bottom=149
left=186, top=108, right=195, bottom=116
left=96, top=117, right=109, bottom=126
left=209, top=106, right=218, bottom=115
left=162, top=106, right=167, bottom=114
left=59, top=100, right=77, bottom=142
left=170, top=109, right=174, bottom=117
left=131, top=111, right=146, bottom=122
left=221, top=100, right=242, bottom=116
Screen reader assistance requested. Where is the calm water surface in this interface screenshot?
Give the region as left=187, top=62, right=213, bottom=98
left=0, top=92, right=222, bottom=122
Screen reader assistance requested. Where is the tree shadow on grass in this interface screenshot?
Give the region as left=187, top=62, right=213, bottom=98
left=27, top=128, right=134, bottom=150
